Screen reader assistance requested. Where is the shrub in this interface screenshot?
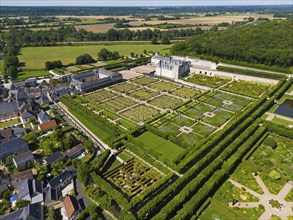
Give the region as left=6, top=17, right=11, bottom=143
left=269, top=170, right=281, bottom=180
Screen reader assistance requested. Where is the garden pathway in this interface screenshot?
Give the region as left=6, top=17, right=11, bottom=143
left=228, top=173, right=293, bottom=220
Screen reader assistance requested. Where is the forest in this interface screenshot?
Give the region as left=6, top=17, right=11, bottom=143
left=1, top=26, right=203, bottom=47
left=171, top=20, right=293, bottom=69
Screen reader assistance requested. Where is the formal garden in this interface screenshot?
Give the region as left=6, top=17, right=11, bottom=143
left=185, top=74, right=231, bottom=88
left=131, top=76, right=159, bottom=86
left=101, top=96, right=136, bottom=112
left=85, top=89, right=116, bottom=102
left=120, top=104, right=160, bottom=123
left=148, top=94, right=182, bottom=109
left=231, top=133, right=293, bottom=195
left=149, top=80, right=180, bottom=92
left=170, top=86, right=201, bottom=99
left=109, top=81, right=140, bottom=93
left=222, top=80, right=270, bottom=98
left=128, top=88, right=159, bottom=101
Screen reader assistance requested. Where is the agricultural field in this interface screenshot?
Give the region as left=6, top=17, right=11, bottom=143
left=222, top=81, right=270, bottom=98
left=135, top=131, right=185, bottom=161
left=18, top=43, right=172, bottom=69
left=103, top=158, right=162, bottom=198
left=185, top=74, right=231, bottom=88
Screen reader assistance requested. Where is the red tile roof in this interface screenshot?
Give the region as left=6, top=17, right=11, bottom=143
left=63, top=196, right=78, bottom=219
left=39, top=120, right=57, bottom=131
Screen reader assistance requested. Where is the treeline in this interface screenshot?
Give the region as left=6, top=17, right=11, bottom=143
left=3, top=26, right=203, bottom=47
left=171, top=20, right=293, bottom=69
left=0, top=6, right=290, bottom=16
left=216, top=66, right=287, bottom=79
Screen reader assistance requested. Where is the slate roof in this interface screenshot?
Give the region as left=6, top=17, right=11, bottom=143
left=65, top=143, right=84, bottom=158
left=13, top=151, right=34, bottom=168
left=10, top=169, right=33, bottom=183
left=0, top=203, right=44, bottom=220
left=0, top=102, right=19, bottom=115
left=48, top=170, right=72, bottom=189
left=43, top=152, right=65, bottom=165
left=21, top=109, right=34, bottom=120
left=14, top=179, right=43, bottom=203
left=0, top=137, right=29, bottom=159
left=37, top=110, right=51, bottom=123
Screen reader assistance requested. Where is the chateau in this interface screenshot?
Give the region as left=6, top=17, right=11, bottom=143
left=151, top=52, right=190, bottom=79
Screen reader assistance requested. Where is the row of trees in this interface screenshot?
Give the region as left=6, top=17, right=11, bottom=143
left=171, top=20, right=293, bottom=69
left=3, top=26, right=204, bottom=47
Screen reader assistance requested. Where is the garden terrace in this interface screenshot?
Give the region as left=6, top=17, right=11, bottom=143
left=222, top=81, right=270, bottom=98
left=120, top=104, right=160, bottom=123
left=100, top=96, right=136, bottom=112
left=149, top=81, right=181, bottom=92
left=85, top=89, right=117, bottom=102
left=185, top=74, right=231, bottom=88
left=108, top=81, right=140, bottom=93
left=130, top=76, right=159, bottom=86
left=103, top=158, right=162, bottom=198
left=170, top=87, right=201, bottom=99
left=128, top=88, right=160, bottom=101
left=148, top=95, right=182, bottom=109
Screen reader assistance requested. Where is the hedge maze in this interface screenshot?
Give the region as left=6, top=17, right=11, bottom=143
left=104, top=158, right=162, bottom=198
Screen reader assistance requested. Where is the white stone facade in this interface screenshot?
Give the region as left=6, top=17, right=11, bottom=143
left=151, top=52, right=190, bottom=80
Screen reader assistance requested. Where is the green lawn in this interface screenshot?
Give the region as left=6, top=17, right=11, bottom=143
left=199, top=199, right=264, bottom=220
left=18, top=70, right=50, bottom=80
left=19, top=43, right=172, bottom=69
left=0, top=60, right=4, bottom=75
left=136, top=131, right=185, bottom=161
left=0, top=118, right=20, bottom=128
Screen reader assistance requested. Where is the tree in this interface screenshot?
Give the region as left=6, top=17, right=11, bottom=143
left=6, top=66, right=18, bottom=81
left=23, top=132, right=38, bottom=144
left=75, top=53, right=95, bottom=65
left=97, top=48, right=109, bottom=61
left=269, top=170, right=281, bottom=180
left=45, top=60, right=63, bottom=70
left=161, top=36, right=171, bottom=45
left=130, top=52, right=134, bottom=57
left=15, top=200, right=29, bottom=209
left=151, top=37, right=158, bottom=45
left=77, top=163, right=90, bottom=185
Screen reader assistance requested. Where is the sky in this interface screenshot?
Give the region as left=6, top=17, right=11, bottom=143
left=0, top=0, right=292, bottom=7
